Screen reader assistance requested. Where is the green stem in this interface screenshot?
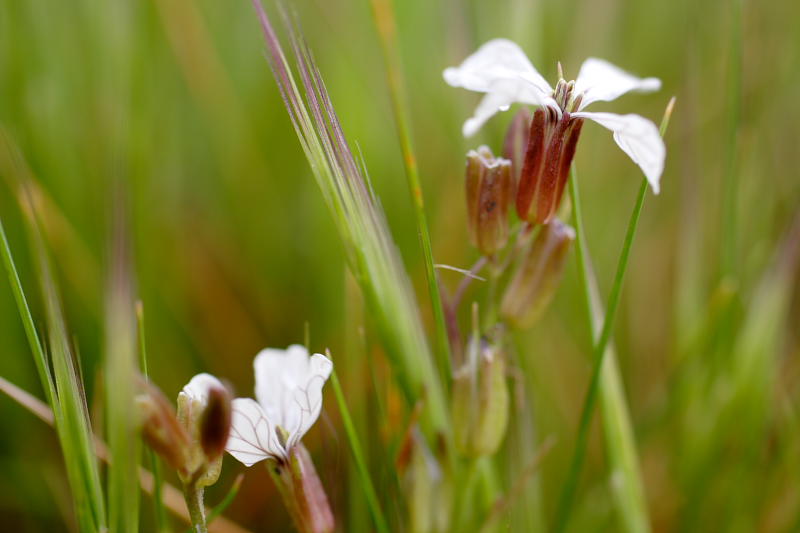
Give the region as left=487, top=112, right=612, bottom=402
left=570, top=169, right=650, bottom=532
left=720, top=0, right=742, bottom=279
left=137, top=302, right=168, bottom=533
left=554, top=100, right=675, bottom=532
left=331, top=371, right=390, bottom=533
left=183, top=483, right=208, bottom=533
left=368, top=0, right=452, bottom=385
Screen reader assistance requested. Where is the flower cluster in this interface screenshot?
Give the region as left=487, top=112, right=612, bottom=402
left=445, top=38, right=665, bottom=205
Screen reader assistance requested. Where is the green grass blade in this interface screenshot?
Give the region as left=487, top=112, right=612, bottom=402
left=330, top=370, right=390, bottom=533
left=138, top=301, right=169, bottom=533
left=555, top=99, right=675, bottom=532
left=105, top=201, right=140, bottom=533
left=368, top=0, right=452, bottom=385
left=566, top=167, right=650, bottom=533
left=720, top=0, right=743, bottom=278
left=1, top=134, right=107, bottom=532
left=250, top=1, right=449, bottom=436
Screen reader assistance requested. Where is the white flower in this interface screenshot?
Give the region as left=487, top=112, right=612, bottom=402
left=225, top=345, right=333, bottom=466
left=444, top=39, right=665, bottom=193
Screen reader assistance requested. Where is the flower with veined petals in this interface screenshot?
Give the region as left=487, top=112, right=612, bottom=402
left=444, top=39, right=666, bottom=224
left=226, top=345, right=333, bottom=466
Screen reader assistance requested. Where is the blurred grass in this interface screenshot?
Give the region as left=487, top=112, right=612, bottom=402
left=1, top=0, right=799, bottom=531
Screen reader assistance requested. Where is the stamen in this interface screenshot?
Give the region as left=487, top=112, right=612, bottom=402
left=569, top=93, right=584, bottom=112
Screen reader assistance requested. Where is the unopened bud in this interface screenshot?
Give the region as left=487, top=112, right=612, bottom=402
left=516, top=109, right=584, bottom=225
left=503, top=108, right=532, bottom=185
left=199, top=385, right=232, bottom=461
left=399, top=428, right=452, bottom=533
left=136, top=381, right=191, bottom=475
left=270, top=443, right=335, bottom=533
left=177, top=373, right=230, bottom=486
left=452, top=337, right=509, bottom=457
left=465, top=146, right=513, bottom=256
left=501, top=219, right=575, bottom=328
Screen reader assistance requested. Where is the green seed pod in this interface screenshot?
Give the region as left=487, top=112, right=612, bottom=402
left=452, top=336, right=509, bottom=458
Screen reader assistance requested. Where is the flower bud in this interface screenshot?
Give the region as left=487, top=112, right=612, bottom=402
left=503, top=108, right=532, bottom=185
left=270, top=443, right=335, bottom=533
left=516, top=109, right=584, bottom=225
left=501, top=218, right=575, bottom=328
left=452, top=336, right=509, bottom=457
left=136, top=381, right=191, bottom=475
left=465, top=146, right=513, bottom=256
left=177, top=373, right=231, bottom=487
left=199, top=385, right=232, bottom=461
left=398, top=428, right=452, bottom=533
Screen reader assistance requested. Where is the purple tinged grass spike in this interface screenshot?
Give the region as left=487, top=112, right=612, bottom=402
left=249, top=1, right=449, bottom=435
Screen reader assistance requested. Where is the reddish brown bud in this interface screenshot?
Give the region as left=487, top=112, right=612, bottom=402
left=136, top=381, right=191, bottom=475
left=516, top=111, right=584, bottom=225
left=199, top=385, right=232, bottom=461
left=502, top=108, right=532, bottom=185
left=501, top=219, right=575, bottom=328
left=465, top=146, right=513, bottom=256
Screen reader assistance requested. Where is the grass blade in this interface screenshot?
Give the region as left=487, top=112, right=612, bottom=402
left=368, top=0, right=452, bottom=384
left=250, top=1, right=448, bottom=436
left=555, top=98, right=676, bottom=532
left=0, top=133, right=107, bottom=532
left=330, top=369, right=390, bottom=533
left=104, top=192, right=141, bottom=533
left=138, top=301, right=169, bottom=533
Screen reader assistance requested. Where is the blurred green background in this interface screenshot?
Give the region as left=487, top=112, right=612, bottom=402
left=1, top=0, right=798, bottom=531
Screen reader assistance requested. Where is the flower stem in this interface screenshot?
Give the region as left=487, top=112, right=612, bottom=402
left=331, top=371, right=390, bottom=533
left=183, top=483, right=208, bottom=533
left=368, top=0, right=452, bottom=384
left=554, top=99, right=675, bottom=532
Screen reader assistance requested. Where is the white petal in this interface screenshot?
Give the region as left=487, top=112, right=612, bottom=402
left=444, top=39, right=552, bottom=95
left=461, top=78, right=549, bottom=136
left=179, top=373, right=225, bottom=405
left=254, top=345, right=333, bottom=450
left=574, top=58, right=661, bottom=110
left=444, top=39, right=558, bottom=136
left=226, top=398, right=282, bottom=465
left=573, top=112, right=665, bottom=193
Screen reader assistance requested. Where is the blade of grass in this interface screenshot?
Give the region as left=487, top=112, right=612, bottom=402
left=330, top=369, right=390, bottom=533
left=565, top=167, right=649, bottom=533
left=0, top=376, right=252, bottom=533
left=368, top=0, right=452, bottom=385
left=250, top=1, right=449, bottom=437
left=137, top=301, right=169, bottom=533
left=1, top=133, right=107, bottom=532
left=105, top=193, right=140, bottom=533
left=720, top=0, right=742, bottom=278
left=554, top=98, right=676, bottom=532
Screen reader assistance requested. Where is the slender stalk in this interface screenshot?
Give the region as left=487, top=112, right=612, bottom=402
left=184, top=483, right=208, bottom=533
left=137, top=301, right=169, bottom=533
left=330, top=371, right=390, bottom=533
left=720, top=0, right=743, bottom=278
left=564, top=166, right=650, bottom=533
left=368, top=0, right=452, bottom=383
left=0, top=218, right=55, bottom=407
left=554, top=99, right=675, bottom=532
